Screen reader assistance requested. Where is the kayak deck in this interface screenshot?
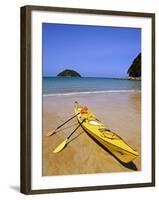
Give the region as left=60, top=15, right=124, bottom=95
left=74, top=102, right=139, bottom=163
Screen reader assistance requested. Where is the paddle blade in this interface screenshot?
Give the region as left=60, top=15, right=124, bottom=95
left=53, top=139, right=68, bottom=153
left=45, top=129, right=56, bottom=137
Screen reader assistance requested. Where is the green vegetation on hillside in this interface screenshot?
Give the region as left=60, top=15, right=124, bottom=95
left=127, top=53, right=141, bottom=77
left=57, top=69, right=81, bottom=77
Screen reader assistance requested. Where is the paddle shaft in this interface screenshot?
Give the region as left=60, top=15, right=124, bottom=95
left=55, top=112, right=80, bottom=130
left=53, top=119, right=85, bottom=153
left=67, top=119, right=85, bottom=140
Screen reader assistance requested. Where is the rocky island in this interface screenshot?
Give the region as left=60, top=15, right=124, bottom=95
left=57, top=69, right=81, bottom=77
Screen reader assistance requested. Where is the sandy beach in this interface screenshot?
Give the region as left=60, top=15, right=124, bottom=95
left=42, top=92, right=141, bottom=176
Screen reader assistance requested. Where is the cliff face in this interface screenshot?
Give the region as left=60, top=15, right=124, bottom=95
left=57, top=69, right=81, bottom=77
left=127, top=53, right=141, bottom=78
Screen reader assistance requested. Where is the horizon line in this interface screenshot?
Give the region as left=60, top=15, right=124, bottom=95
left=43, top=76, right=129, bottom=78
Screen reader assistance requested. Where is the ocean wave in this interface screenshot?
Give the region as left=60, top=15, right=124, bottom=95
left=43, top=90, right=141, bottom=97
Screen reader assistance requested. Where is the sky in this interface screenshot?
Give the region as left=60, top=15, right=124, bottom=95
left=42, top=23, right=141, bottom=78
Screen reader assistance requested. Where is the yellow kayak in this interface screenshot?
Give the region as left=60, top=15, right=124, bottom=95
left=74, top=101, right=139, bottom=163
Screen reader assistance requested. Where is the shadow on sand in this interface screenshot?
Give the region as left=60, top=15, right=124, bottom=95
left=84, top=129, right=138, bottom=171
left=67, top=131, right=84, bottom=144
left=51, top=122, right=79, bottom=135
left=51, top=122, right=138, bottom=171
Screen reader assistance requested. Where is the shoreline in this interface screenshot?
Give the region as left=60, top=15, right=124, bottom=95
left=43, top=89, right=141, bottom=97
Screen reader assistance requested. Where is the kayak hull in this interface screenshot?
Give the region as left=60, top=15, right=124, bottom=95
left=74, top=102, right=139, bottom=163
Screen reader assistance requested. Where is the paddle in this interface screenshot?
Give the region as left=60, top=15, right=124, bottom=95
left=45, top=112, right=80, bottom=137
left=53, top=119, right=85, bottom=153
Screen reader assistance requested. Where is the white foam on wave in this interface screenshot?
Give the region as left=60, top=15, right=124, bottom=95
left=43, top=90, right=141, bottom=97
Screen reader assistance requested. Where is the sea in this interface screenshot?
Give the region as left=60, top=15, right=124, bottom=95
left=43, top=77, right=141, bottom=96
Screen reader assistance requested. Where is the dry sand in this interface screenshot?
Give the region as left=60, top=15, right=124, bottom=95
left=42, top=92, right=141, bottom=176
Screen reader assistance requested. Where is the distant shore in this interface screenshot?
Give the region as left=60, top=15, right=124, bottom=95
left=119, top=77, right=141, bottom=81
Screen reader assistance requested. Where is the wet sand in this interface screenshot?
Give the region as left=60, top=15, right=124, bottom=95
left=42, top=92, right=141, bottom=176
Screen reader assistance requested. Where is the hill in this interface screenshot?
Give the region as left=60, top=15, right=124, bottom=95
left=57, top=69, right=81, bottom=77
left=127, top=53, right=141, bottom=78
